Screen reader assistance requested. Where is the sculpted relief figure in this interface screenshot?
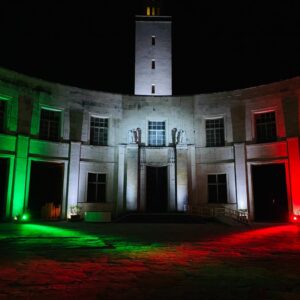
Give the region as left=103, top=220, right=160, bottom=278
left=128, top=128, right=142, bottom=144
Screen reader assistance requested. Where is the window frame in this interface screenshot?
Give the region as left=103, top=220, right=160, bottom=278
left=254, top=110, right=277, bottom=143
left=152, top=35, right=156, bottom=46
left=86, top=172, right=107, bottom=203
left=207, top=173, right=228, bottom=204
left=89, top=115, right=109, bottom=146
left=151, top=84, right=156, bottom=94
left=0, top=100, right=6, bottom=132
left=148, top=120, right=166, bottom=147
left=151, top=59, right=156, bottom=69
left=205, top=117, right=225, bottom=147
left=39, top=107, right=62, bottom=142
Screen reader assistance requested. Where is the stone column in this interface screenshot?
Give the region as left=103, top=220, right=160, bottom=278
left=126, top=144, right=139, bottom=211
left=287, top=137, right=300, bottom=214
left=117, top=144, right=126, bottom=214
left=176, top=145, right=188, bottom=211
left=66, top=142, right=81, bottom=218
left=234, top=143, right=248, bottom=210
left=187, top=145, right=196, bottom=211
left=12, top=135, right=29, bottom=217
left=168, top=147, right=176, bottom=211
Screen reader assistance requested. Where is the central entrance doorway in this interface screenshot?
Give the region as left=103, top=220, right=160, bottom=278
left=0, top=158, right=9, bottom=220
left=28, top=161, right=64, bottom=219
left=252, top=164, right=289, bottom=222
left=146, top=166, right=168, bottom=213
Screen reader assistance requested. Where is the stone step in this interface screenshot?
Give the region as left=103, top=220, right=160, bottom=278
left=115, top=213, right=206, bottom=223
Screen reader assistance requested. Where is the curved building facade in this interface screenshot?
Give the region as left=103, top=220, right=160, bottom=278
left=0, top=4, right=299, bottom=222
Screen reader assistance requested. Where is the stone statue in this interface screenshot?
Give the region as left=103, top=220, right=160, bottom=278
left=177, top=129, right=187, bottom=144
left=128, top=128, right=142, bottom=144
left=128, top=129, right=136, bottom=144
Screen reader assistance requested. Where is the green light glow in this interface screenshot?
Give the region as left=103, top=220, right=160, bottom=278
left=12, top=136, right=30, bottom=217
left=8, top=224, right=162, bottom=253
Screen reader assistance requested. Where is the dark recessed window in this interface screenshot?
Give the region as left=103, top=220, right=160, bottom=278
left=208, top=174, right=227, bottom=204
left=90, top=117, right=108, bottom=146
left=148, top=121, right=165, bottom=146
left=255, top=111, right=277, bottom=143
left=152, top=60, right=156, bottom=69
left=206, top=118, right=225, bottom=147
left=152, top=36, right=156, bottom=45
left=0, top=101, right=5, bottom=132
left=151, top=84, right=155, bottom=94
left=87, top=173, right=106, bottom=203
left=39, top=108, right=61, bottom=142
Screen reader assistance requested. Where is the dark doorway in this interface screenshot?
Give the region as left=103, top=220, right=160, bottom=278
left=28, top=161, right=64, bottom=219
left=146, top=166, right=168, bottom=213
left=252, top=164, right=289, bottom=222
left=0, top=158, right=9, bottom=220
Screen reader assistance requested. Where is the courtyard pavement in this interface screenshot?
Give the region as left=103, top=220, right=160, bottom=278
left=0, top=221, right=299, bottom=299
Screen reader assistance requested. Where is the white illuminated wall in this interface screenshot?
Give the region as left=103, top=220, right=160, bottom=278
left=135, top=16, right=172, bottom=96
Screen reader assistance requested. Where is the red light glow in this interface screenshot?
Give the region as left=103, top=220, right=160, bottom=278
left=290, top=214, right=299, bottom=223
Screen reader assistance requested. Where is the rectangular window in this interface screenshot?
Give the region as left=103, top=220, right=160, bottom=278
left=148, top=121, right=165, bottom=146
left=208, top=174, right=227, bottom=204
left=0, top=101, right=5, bottom=132
left=152, top=36, right=156, bottom=46
left=152, top=59, right=156, bottom=69
left=206, top=118, right=225, bottom=147
left=39, top=108, right=61, bottom=141
left=90, top=116, right=108, bottom=146
left=255, top=111, right=277, bottom=143
left=147, top=7, right=151, bottom=16
left=151, top=84, right=155, bottom=94
left=87, top=173, right=106, bottom=203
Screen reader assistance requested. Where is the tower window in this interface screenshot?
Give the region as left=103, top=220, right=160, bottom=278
left=90, top=116, right=108, bottom=146
left=152, top=36, right=156, bottom=46
left=208, top=174, right=228, bottom=204
left=152, top=7, right=156, bottom=16
left=151, top=84, right=155, bottom=94
left=39, top=108, right=61, bottom=142
left=87, top=173, right=106, bottom=203
left=152, top=60, right=155, bottom=69
left=148, top=121, right=165, bottom=146
left=147, top=7, right=151, bottom=16
left=206, top=118, right=225, bottom=147
left=255, top=111, right=277, bottom=143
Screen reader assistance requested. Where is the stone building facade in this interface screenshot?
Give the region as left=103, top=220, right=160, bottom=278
left=0, top=4, right=300, bottom=222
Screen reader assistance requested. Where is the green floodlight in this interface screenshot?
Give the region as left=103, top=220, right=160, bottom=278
left=14, top=212, right=31, bottom=223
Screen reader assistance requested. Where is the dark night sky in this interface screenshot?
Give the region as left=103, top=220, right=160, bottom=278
left=1, top=1, right=300, bottom=95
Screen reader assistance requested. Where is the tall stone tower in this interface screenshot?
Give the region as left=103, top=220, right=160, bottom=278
left=134, top=0, right=172, bottom=96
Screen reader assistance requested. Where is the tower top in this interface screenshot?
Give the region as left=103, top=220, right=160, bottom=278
left=144, top=0, right=162, bottom=16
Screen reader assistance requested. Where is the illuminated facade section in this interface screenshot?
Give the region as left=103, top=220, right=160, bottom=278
left=135, top=4, right=172, bottom=95
left=0, top=68, right=300, bottom=222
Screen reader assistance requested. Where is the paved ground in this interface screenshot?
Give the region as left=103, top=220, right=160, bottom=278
left=0, top=221, right=299, bottom=300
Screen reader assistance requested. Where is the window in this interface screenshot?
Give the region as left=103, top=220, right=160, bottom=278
left=147, top=6, right=151, bottom=16
left=87, top=173, right=106, bottom=203
left=0, top=101, right=5, bottom=132
left=148, top=121, right=165, bottom=146
left=152, top=59, right=156, bottom=69
left=151, top=84, right=155, bottom=94
left=90, top=117, right=108, bottom=146
left=152, top=36, right=156, bottom=46
left=255, top=111, right=277, bottom=143
left=39, top=108, right=61, bottom=141
left=208, top=174, right=227, bottom=204
left=206, top=118, right=225, bottom=147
